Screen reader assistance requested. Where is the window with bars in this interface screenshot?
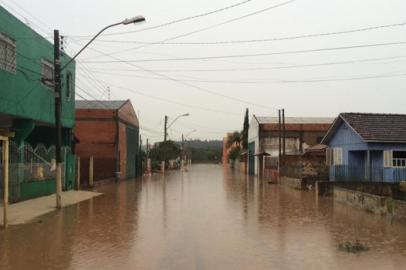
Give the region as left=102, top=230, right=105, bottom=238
left=0, top=32, right=16, bottom=73
left=66, top=72, right=73, bottom=100
left=41, top=59, right=54, bottom=88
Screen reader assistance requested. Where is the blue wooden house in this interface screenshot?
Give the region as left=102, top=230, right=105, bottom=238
left=321, top=113, right=406, bottom=182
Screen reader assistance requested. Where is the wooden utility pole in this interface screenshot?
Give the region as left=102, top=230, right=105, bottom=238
left=164, top=115, right=168, bottom=142
left=282, top=109, right=286, bottom=156
left=181, top=134, right=185, bottom=170
left=54, top=30, right=63, bottom=209
left=2, top=137, right=9, bottom=228
left=278, top=110, right=282, bottom=158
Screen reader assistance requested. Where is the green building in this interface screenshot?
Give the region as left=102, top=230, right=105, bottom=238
left=0, top=5, right=76, bottom=202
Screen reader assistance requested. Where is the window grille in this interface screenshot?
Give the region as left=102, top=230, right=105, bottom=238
left=0, top=32, right=16, bottom=73
left=41, top=59, right=54, bottom=87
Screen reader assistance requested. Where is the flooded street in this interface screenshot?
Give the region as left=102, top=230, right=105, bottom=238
left=1, top=164, right=406, bottom=270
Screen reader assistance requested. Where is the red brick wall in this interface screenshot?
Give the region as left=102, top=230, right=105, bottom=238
left=118, top=101, right=139, bottom=127
left=118, top=122, right=127, bottom=179
left=75, top=108, right=118, bottom=182
left=262, top=123, right=331, bottom=132
left=75, top=103, right=139, bottom=182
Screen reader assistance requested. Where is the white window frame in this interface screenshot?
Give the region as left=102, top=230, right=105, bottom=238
left=391, top=150, right=406, bottom=168
left=0, top=32, right=16, bottom=74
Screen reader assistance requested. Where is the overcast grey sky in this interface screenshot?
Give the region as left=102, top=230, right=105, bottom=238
left=2, top=0, right=406, bottom=142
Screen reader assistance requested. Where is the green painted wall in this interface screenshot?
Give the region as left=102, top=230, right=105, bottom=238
left=0, top=5, right=75, bottom=128
left=20, top=180, right=56, bottom=201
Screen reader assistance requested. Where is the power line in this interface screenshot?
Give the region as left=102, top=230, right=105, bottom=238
left=76, top=65, right=406, bottom=85
left=96, top=80, right=244, bottom=117
left=71, top=40, right=279, bottom=112
left=83, top=0, right=297, bottom=59
left=91, top=21, right=406, bottom=45
left=84, top=54, right=406, bottom=73
left=80, top=40, right=406, bottom=63
left=0, top=0, right=52, bottom=38
left=69, top=0, right=258, bottom=38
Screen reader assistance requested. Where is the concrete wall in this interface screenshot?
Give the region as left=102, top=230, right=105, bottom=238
left=248, top=116, right=259, bottom=175
left=322, top=185, right=406, bottom=220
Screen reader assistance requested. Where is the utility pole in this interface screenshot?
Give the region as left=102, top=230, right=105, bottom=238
left=278, top=110, right=282, bottom=158
left=107, top=86, right=111, bottom=100
left=182, top=134, right=185, bottom=169
left=164, top=115, right=168, bottom=142
left=54, top=30, right=63, bottom=209
left=282, top=109, right=286, bottom=156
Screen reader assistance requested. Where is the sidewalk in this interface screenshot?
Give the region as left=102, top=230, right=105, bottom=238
left=0, top=190, right=102, bottom=226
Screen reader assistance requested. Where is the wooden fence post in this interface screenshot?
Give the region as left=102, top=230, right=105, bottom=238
left=76, top=157, right=81, bottom=190
left=89, top=156, right=94, bottom=188
left=2, top=139, right=9, bottom=228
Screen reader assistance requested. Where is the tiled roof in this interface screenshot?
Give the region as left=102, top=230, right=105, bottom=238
left=75, top=100, right=128, bottom=110
left=255, top=116, right=334, bottom=124
left=340, top=113, right=406, bottom=143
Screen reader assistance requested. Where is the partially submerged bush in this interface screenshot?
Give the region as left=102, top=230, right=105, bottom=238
left=338, top=240, right=369, bottom=253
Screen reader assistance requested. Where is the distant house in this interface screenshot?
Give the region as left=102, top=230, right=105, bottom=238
left=322, top=113, right=406, bottom=182
left=248, top=116, right=333, bottom=177
left=0, top=6, right=76, bottom=202
left=75, top=100, right=140, bottom=184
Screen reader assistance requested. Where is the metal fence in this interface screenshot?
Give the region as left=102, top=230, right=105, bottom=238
left=332, top=165, right=406, bottom=183
left=0, top=142, right=70, bottom=201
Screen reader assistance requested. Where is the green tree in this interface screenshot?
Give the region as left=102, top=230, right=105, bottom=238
left=226, top=131, right=241, bottom=148
left=149, top=140, right=181, bottom=162
left=242, top=108, right=249, bottom=150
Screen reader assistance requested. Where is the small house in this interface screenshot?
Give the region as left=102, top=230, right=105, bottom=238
left=75, top=100, right=141, bottom=184
left=248, top=116, right=333, bottom=177
left=322, top=113, right=406, bottom=182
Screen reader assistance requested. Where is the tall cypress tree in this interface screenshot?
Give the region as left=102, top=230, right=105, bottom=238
left=242, top=108, right=249, bottom=150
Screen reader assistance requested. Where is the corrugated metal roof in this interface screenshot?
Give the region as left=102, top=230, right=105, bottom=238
left=75, top=100, right=127, bottom=110
left=255, top=116, right=334, bottom=124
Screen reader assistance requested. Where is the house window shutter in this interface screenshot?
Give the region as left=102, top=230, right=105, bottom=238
left=383, top=150, right=393, bottom=167
left=338, top=148, right=343, bottom=165
left=332, top=148, right=343, bottom=165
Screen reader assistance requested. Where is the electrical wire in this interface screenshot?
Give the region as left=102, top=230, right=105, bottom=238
left=91, top=21, right=406, bottom=45
left=95, top=79, right=244, bottom=117
left=84, top=54, right=406, bottom=73
left=80, top=40, right=406, bottom=64
left=83, top=0, right=297, bottom=59
left=81, top=67, right=406, bottom=85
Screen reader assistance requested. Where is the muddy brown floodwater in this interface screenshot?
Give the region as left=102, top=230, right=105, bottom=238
left=1, top=164, right=406, bottom=270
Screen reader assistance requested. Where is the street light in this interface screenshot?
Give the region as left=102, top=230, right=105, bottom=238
left=185, top=129, right=197, bottom=139
left=164, top=113, right=190, bottom=142
left=182, top=129, right=196, bottom=170
left=53, top=16, right=146, bottom=208
left=61, top=16, right=146, bottom=70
